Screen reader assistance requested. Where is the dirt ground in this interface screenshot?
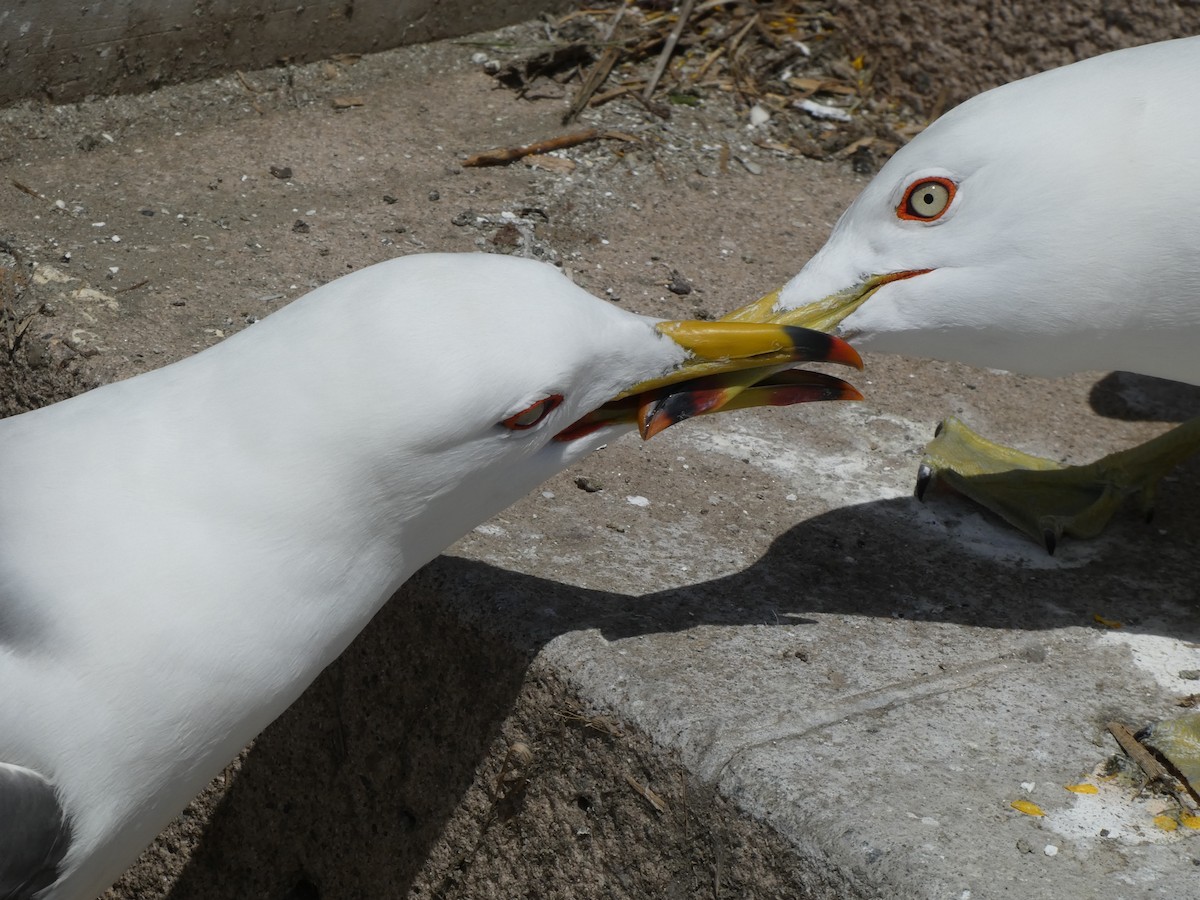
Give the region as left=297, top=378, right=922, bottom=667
left=2, top=4, right=1199, bottom=899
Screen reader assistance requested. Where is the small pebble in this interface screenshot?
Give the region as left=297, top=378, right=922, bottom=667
left=269, top=165, right=293, bottom=179
left=428, top=190, right=440, bottom=201
left=574, top=476, right=603, bottom=493
left=625, top=495, right=650, bottom=508
left=1043, top=845, right=1058, bottom=857
left=666, top=269, right=692, bottom=295
left=851, top=145, right=876, bottom=175
left=737, top=157, right=763, bottom=176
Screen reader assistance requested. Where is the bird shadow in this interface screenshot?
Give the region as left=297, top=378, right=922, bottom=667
left=152, top=477, right=1200, bottom=900
left=1088, top=371, right=1200, bottom=423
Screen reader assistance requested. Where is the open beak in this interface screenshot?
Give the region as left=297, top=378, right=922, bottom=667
left=719, top=269, right=933, bottom=331
left=625, top=268, right=932, bottom=433
left=556, top=320, right=862, bottom=442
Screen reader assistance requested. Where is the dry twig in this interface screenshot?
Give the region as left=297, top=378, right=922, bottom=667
left=11, top=180, right=47, bottom=201
left=726, top=11, right=759, bottom=56
left=589, top=81, right=645, bottom=107
left=565, top=47, right=622, bottom=123
left=564, top=3, right=628, bottom=122
left=236, top=70, right=263, bottom=93
left=462, top=129, right=635, bottom=167
left=624, top=773, right=668, bottom=814
left=642, top=0, right=697, bottom=101
left=235, top=70, right=266, bottom=115
left=115, top=279, right=150, bottom=294
left=1107, top=720, right=1200, bottom=815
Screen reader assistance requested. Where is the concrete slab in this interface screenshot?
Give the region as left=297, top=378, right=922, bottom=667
left=442, top=361, right=1200, bottom=898
left=0, top=0, right=561, bottom=105
left=2, top=16, right=1198, bottom=900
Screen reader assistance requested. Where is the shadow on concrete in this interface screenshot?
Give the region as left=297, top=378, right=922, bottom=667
left=160, top=471, right=1200, bottom=899
left=1088, top=371, right=1200, bottom=423
left=160, top=577, right=535, bottom=900
left=451, top=492, right=1200, bottom=647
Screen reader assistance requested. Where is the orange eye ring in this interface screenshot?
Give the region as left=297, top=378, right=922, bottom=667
left=897, top=177, right=957, bottom=222
left=501, top=394, right=564, bottom=430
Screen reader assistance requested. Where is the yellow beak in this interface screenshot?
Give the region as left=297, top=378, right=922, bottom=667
left=719, top=269, right=934, bottom=331
left=558, top=319, right=863, bottom=442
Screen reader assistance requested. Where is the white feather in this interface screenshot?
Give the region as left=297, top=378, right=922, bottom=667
left=777, top=36, right=1200, bottom=383
left=0, top=253, right=687, bottom=899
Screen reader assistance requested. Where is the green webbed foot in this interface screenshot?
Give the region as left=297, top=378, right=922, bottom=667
left=915, top=416, right=1200, bottom=554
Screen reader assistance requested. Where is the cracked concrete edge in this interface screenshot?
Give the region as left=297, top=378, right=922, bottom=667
left=408, top=656, right=882, bottom=900
left=372, top=568, right=898, bottom=900
left=106, top=561, right=883, bottom=900
left=0, top=0, right=566, bottom=106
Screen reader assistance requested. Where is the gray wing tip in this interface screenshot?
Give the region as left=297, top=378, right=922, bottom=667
left=0, top=762, right=73, bottom=900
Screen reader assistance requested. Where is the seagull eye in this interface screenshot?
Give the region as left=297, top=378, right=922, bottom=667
left=501, top=394, right=564, bottom=431
left=898, top=177, right=956, bottom=221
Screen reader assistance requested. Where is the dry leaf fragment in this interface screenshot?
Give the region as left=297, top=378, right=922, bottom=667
left=624, top=773, right=668, bottom=814
left=1010, top=799, right=1044, bottom=817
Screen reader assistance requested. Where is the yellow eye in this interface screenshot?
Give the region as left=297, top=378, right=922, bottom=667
left=501, top=394, right=563, bottom=430
left=898, top=177, right=956, bottom=221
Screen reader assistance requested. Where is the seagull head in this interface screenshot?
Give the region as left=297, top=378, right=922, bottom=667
left=358, top=253, right=862, bottom=513
left=724, top=39, right=1200, bottom=384
left=188, top=253, right=861, bottom=574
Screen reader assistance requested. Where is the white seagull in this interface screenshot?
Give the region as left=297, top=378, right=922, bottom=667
left=0, top=252, right=862, bottom=900
left=722, top=36, right=1200, bottom=551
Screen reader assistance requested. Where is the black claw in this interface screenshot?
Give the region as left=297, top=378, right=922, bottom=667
left=933, top=420, right=945, bottom=438
left=914, top=463, right=933, bottom=501
left=1042, top=529, right=1057, bottom=556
